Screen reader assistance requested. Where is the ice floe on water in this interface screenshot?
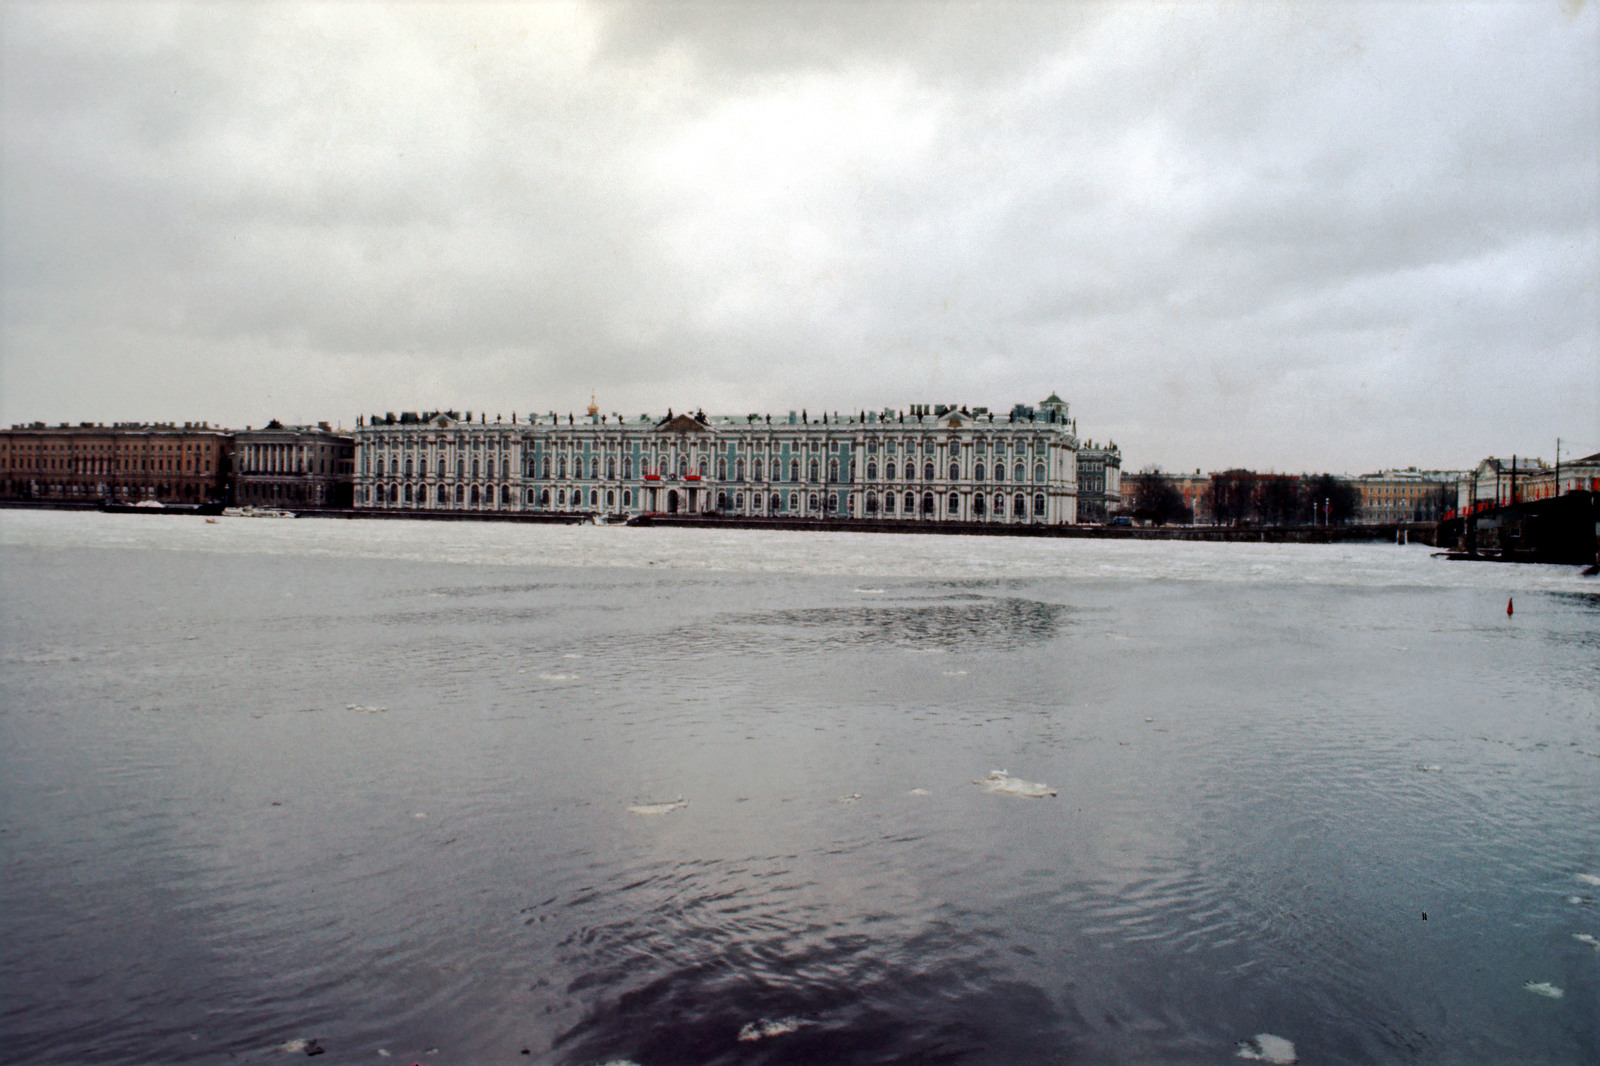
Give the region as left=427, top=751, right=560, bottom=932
left=978, top=770, right=1056, bottom=797
left=1567, top=895, right=1595, bottom=906
left=853, top=587, right=885, bottom=594
left=1572, top=933, right=1599, bottom=949
left=1524, top=981, right=1564, bottom=999
left=346, top=704, right=388, bottom=713
left=1236, top=1033, right=1297, bottom=1063
left=279, top=1038, right=324, bottom=1055
left=1415, top=764, right=1442, bottom=772
left=942, top=669, right=969, bottom=676
left=908, top=788, right=931, bottom=796
left=837, top=793, right=862, bottom=804
left=737, top=1016, right=813, bottom=1042
left=537, top=673, right=578, bottom=681
left=1574, top=873, right=1600, bottom=887
left=626, top=798, right=687, bottom=816
left=563, top=653, right=583, bottom=659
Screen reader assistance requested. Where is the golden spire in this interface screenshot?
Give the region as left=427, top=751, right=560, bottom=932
left=587, top=391, right=599, bottom=417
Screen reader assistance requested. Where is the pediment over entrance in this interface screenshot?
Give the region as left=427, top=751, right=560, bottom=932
left=655, top=412, right=711, bottom=434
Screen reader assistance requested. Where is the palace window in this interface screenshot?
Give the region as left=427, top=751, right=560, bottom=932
left=924, top=462, right=935, bottom=480
left=470, top=486, right=480, bottom=505
left=828, top=459, right=839, bottom=482
left=995, top=463, right=1005, bottom=482
left=948, top=492, right=960, bottom=513
left=1034, top=463, right=1046, bottom=482
left=866, top=492, right=878, bottom=513
left=885, top=493, right=896, bottom=514
left=771, top=492, right=783, bottom=512
left=1034, top=493, right=1046, bottom=516
left=472, top=458, right=480, bottom=478
left=717, top=491, right=728, bottom=510
left=866, top=461, right=877, bottom=480
left=717, top=458, right=727, bottom=480
left=608, top=458, right=617, bottom=479
left=736, top=459, right=745, bottom=480
left=808, top=459, right=818, bottom=482
left=974, top=461, right=985, bottom=481
left=973, top=494, right=985, bottom=516
left=622, top=490, right=632, bottom=508
left=486, top=459, right=495, bottom=480
left=885, top=461, right=896, bottom=479
left=994, top=493, right=1005, bottom=516
left=606, top=490, right=615, bottom=508
left=922, top=492, right=935, bottom=514
left=808, top=493, right=818, bottom=512
left=948, top=462, right=960, bottom=480
left=1014, top=462, right=1025, bottom=481
left=789, top=459, right=799, bottom=482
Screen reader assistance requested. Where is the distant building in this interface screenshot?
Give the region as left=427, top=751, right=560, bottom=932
left=232, top=421, right=355, bottom=510
left=353, top=396, right=1086, bottom=524
left=1352, top=469, right=1457, bottom=524
left=0, top=421, right=230, bottom=505
left=1457, top=457, right=1549, bottom=513
left=1116, top=470, right=1210, bottom=524
left=1075, top=442, right=1121, bottom=524
left=1556, top=451, right=1600, bottom=495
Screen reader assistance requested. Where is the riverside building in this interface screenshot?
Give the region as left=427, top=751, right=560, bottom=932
left=1, top=421, right=230, bottom=505
left=354, top=394, right=1084, bottom=524
left=233, top=421, right=355, bottom=510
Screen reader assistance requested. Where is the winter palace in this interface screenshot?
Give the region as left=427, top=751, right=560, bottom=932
left=352, top=394, right=1119, bottom=526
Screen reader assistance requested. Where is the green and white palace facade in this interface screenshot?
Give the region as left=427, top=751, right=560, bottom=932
left=353, top=395, right=1100, bottom=525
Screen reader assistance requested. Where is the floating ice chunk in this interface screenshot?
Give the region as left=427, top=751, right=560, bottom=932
left=853, top=588, right=885, bottom=594
left=908, top=788, right=931, bottom=796
left=413, top=812, right=427, bottom=819
left=1524, top=981, right=1564, bottom=999
left=978, top=770, right=1056, bottom=798
left=280, top=1040, right=309, bottom=1054
left=1415, top=764, right=1442, bottom=772
left=942, top=670, right=968, bottom=676
left=837, top=793, right=862, bottom=804
left=1573, top=933, right=1600, bottom=949
left=376, top=1051, right=391, bottom=1058
left=627, top=798, right=688, bottom=816
left=563, top=653, right=583, bottom=659
left=1575, top=873, right=1600, bottom=887
left=1236, top=1033, right=1297, bottom=1063
left=537, top=673, right=577, bottom=681
left=738, top=1016, right=812, bottom=1042
left=1568, top=895, right=1595, bottom=906
left=346, top=704, right=388, bottom=713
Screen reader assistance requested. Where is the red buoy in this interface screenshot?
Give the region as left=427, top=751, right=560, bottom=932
left=1507, top=596, right=1514, bottom=616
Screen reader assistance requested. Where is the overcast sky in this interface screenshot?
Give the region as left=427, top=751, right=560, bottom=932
left=3, top=1, right=1596, bottom=473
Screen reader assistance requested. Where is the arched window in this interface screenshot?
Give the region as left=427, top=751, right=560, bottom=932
left=623, top=457, right=633, bottom=479
left=591, top=459, right=600, bottom=479
left=904, top=491, right=915, bottom=512
left=924, top=461, right=935, bottom=480
left=736, top=459, right=746, bottom=480
left=808, top=459, right=818, bottom=482
left=404, top=458, right=413, bottom=478
left=866, top=492, right=878, bottom=513
left=771, top=492, right=783, bottom=512
left=866, top=461, right=877, bottom=480
left=973, top=462, right=985, bottom=481
left=678, top=456, right=689, bottom=478
left=829, top=459, right=839, bottom=482
left=419, top=458, right=428, bottom=478
left=734, top=492, right=744, bottom=511
left=789, top=459, right=799, bottom=482
left=717, top=491, right=728, bottom=510
left=884, top=493, right=896, bottom=514
left=949, top=461, right=960, bottom=480
left=404, top=484, right=413, bottom=503
left=1014, top=493, right=1025, bottom=516
left=995, top=463, right=1005, bottom=482
left=470, top=485, right=480, bottom=505
left=808, top=493, right=818, bottom=512
left=540, top=488, right=550, bottom=506
left=527, top=488, right=535, bottom=503
left=922, top=492, right=935, bottom=514
left=885, top=461, right=896, bottom=480
left=622, top=489, right=632, bottom=507
left=608, top=458, right=617, bottom=479
left=1034, top=463, right=1046, bottom=483
left=557, top=489, right=566, bottom=505
left=699, top=458, right=708, bottom=477
left=453, top=485, right=462, bottom=503
left=717, top=458, right=727, bottom=480
left=590, top=490, right=598, bottom=507
left=948, top=492, right=960, bottom=514
left=994, top=493, right=1005, bottom=516
left=1034, top=493, right=1046, bottom=516
left=486, top=459, right=495, bottom=480
left=387, top=484, right=397, bottom=503
left=973, top=493, right=985, bottom=516
left=538, top=457, right=548, bottom=478
left=376, top=458, right=385, bottom=477
left=469, top=458, right=477, bottom=478
left=788, top=491, right=798, bottom=512
left=557, top=457, right=567, bottom=478
left=1014, top=462, right=1025, bottom=482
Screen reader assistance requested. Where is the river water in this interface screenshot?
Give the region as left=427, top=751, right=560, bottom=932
left=1, top=511, right=1596, bottom=1065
